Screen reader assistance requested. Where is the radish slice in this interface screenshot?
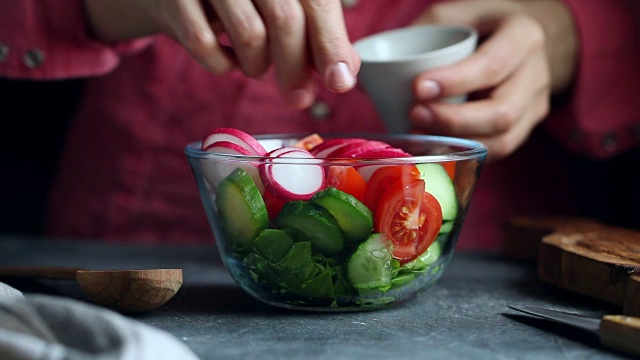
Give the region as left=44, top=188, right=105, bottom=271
left=356, top=147, right=412, bottom=159
left=267, top=146, right=304, bottom=158
left=353, top=147, right=413, bottom=181
left=355, top=165, right=382, bottom=181
left=260, top=148, right=325, bottom=201
left=309, top=138, right=367, bottom=158
left=258, top=139, right=285, bottom=152
left=326, top=140, right=392, bottom=158
left=201, top=127, right=267, bottom=156
left=201, top=141, right=264, bottom=194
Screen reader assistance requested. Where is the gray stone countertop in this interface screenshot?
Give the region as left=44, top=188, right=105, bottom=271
left=0, top=236, right=633, bottom=360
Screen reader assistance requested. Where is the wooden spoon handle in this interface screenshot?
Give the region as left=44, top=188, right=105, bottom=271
left=0, top=266, right=82, bottom=280
left=599, top=315, right=640, bottom=356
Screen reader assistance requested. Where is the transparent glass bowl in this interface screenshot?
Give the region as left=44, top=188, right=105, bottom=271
left=185, top=133, right=487, bottom=311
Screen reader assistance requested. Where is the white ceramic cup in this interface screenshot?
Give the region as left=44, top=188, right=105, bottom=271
left=353, top=25, right=478, bottom=133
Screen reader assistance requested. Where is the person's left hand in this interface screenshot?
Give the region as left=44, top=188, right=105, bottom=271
left=409, top=0, right=577, bottom=160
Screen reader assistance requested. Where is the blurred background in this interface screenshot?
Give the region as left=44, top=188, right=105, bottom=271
left=1, top=79, right=638, bottom=239
left=1, top=78, right=83, bottom=237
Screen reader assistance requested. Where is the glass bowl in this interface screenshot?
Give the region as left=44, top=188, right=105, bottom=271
left=185, top=133, right=487, bottom=311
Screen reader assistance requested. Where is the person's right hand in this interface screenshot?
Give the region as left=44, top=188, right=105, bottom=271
left=85, top=0, right=360, bottom=109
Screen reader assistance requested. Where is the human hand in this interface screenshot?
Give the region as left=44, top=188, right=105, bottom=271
left=85, top=0, right=359, bottom=109
left=409, top=0, right=577, bottom=160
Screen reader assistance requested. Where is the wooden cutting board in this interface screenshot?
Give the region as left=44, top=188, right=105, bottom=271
left=503, top=216, right=640, bottom=316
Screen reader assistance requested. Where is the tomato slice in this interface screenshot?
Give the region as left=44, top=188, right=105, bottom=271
left=293, top=133, right=324, bottom=151
left=326, top=166, right=368, bottom=202
left=363, top=165, right=421, bottom=213
left=440, top=161, right=456, bottom=181
left=374, top=178, right=443, bottom=264
left=263, top=189, right=286, bottom=220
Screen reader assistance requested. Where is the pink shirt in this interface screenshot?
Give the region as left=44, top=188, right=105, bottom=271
left=1, top=0, right=638, bottom=249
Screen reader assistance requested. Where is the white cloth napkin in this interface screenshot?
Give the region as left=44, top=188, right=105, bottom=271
left=0, top=282, right=200, bottom=360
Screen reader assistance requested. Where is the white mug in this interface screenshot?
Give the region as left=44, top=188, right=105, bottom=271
left=354, top=25, right=478, bottom=133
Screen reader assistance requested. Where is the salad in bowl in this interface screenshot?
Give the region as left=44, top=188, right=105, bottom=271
left=185, top=128, right=487, bottom=311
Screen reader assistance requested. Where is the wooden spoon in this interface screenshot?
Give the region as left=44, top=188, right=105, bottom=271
left=0, top=266, right=183, bottom=313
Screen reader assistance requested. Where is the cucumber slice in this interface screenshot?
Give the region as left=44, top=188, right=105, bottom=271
left=274, top=201, right=345, bottom=255
left=215, top=167, right=268, bottom=250
left=416, top=163, right=458, bottom=232
left=347, top=233, right=393, bottom=290
left=413, top=233, right=446, bottom=269
left=311, top=187, right=373, bottom=243
left=440, top=219, right=454, bottom=234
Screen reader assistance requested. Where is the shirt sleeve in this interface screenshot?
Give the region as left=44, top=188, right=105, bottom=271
left=0, top=0, right=155, bottom=80
left=545, top=0, right=640, bottom=159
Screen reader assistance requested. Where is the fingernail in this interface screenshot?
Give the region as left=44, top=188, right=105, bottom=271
left=410, top=105, right=434, bottom=126
left=416, top=80, right=441, bottom=100
left=326, top=62, right=356, bottom=92
left=285, top=88, right=316, bottom=110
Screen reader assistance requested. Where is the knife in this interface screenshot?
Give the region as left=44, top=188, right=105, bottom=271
left=508, top=305, right=640, bottom=357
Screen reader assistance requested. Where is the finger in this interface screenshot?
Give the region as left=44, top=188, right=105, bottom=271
left=410, top=50, right=549, bottom=138
left=471, top=96, right=548, bottom=161
left=300, top=0, right=358, bottom=93
left=410, top=99, right=512, bottom=138
left=163, top=0, right=236, bottom=73
left=210, top=0, right=269, bottom=77
left=437, top=84, right=548, bottom=162
left=413, top=16, right=538, bottom=100
left=350, top=46, right=361, bottom=74
left=255, top=0, right=317, bottom=109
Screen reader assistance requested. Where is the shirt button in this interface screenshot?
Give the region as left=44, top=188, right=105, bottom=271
left=569, top=130, right=582, bottom=144
left=23, top=48, right=45, bottom=68
left=602, top=133, right=617, bottom=151
left=341, top=0, right=359, bottom=9
left=0, top=44, right=8, bottom=62
left=309, top=101, right=331, bottom=121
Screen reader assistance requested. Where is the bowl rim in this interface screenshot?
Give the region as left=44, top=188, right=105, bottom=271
left=184, top=133, right=487, bottom=164
left=353, top=25, right=478, bottom=64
